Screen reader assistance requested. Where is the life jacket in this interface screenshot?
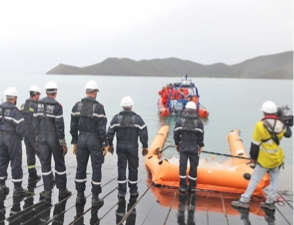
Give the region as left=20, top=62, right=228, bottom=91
left=0, top=104, right=17, bottom=131
left=256, top=116, right=285, bottom=168
left=37, top=100, right=59, bottom=126
left=118, top=111, right=136, bottom=129
left=20, top=99, right=35, bottom=126
left=80, top=98, right=96, bottom=118
left=181, top=115, right=199, bottom=132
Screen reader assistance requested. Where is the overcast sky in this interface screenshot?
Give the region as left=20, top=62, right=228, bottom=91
left=0, top=0, right=292, bottom=74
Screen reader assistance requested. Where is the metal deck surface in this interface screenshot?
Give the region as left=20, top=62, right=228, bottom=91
left=0, top=155, right=293, bottom=225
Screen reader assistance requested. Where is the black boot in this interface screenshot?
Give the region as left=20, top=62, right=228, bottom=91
left=44, top=190, right=52, bottom=205
left=92, top=194, right=104, bottom=207
left=0, top=183, right=9, bottom=196
left=28, top=168, right=41, bottom=182
left=59, top=189, right=72, bottom=199
left=76, top=192, right=86, bottom=205
left=13, top=183, right=27, bottom=197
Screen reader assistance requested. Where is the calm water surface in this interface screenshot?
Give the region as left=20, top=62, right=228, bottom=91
left=0, top=75, right=293, bottom=165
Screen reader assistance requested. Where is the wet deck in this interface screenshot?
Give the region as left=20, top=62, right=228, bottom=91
left=0, top=156, right=293, bottom=225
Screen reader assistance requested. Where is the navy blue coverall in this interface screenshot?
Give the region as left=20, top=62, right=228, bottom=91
left=174, top=114, right=204, bottom=190
left=33, top=96, right=67, bottom=191
left=70, top=97, right=108, bottom=195
left=0, top=102, right=25, bottom=185
left=107, top=110, right=148, bottom=195
left=20, top=98, right=40, bottom=178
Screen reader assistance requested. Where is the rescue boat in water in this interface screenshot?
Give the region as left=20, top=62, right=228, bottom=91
left=157, top=75, right=209, bottom=118
left=145, top=126, right=270, bottom=197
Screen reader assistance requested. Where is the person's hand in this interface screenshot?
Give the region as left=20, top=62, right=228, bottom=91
left=142, top=147, right=149, bottom=156
left=198, top=147, right=202, bottom=155
left=103, top=145, right=109, bottom=157
left=154, top=148, right=162, bottom=158
left=249, top=159, right=256, bottom=169
left=72, top=144, right=77, bottom=155
left=176, top=145, right=179, bottom=152
left=108, top=146, right=114, bottom=155
left=62, top=146, right=68, bottom=156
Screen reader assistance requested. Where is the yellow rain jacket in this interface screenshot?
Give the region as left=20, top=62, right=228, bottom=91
left=251, top=117, right=285, bottom=169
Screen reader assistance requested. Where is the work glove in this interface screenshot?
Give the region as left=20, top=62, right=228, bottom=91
left=154, top=148, right=162, bottom=158
left=198, top=147, right=202, bottom=155
left=142, top=147, right=149, bottom=156
left=108, top=146, right=114, bottom=155
left=176, top=145, right=179, bottom=152
left=59, top=139, right=68, bottom=156
left=35, top=137, right=39, bottom=151
left=103, top=145, right=109, bottom=157
left=72, top=144, right=77, bottom=155
left=249, top=159, right=256, bottom=169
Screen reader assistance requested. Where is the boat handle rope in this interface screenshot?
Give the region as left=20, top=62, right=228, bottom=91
left=154, top=145, right=251, bottom=160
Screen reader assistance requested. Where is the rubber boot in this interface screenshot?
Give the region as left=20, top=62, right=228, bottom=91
left=92, top=194, right=104, bottom=207
left=76, top=192, right=86, bottom=205
left=0, top=182, right=9, bottom=196
left=13, top=182, right=27, bottom=197
left=44, top=190, right=52, bottom=205
left=28, top=168, right=41, bottom=182
left=59, top=189, right=72, bottom=199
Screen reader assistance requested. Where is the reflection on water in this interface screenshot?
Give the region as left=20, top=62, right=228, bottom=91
left=232, top=204, right=276, bottom=225
left=177, top=192, right=196, bottom=225
left=116, top=196, right=137, bottom=225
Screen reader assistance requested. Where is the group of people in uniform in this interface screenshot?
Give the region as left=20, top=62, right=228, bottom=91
left=0, top=78, right=292, bottom=216
left=0, top=80, right=149, bottom=207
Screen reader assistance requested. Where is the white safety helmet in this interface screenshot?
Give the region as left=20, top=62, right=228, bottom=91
left=29, top=85, right=41, bottom=94
left=85, top=80, right=99, bottom=92
left=185, top=101, right=197, bottom=110
left=45, top=81, right=58, bottom=93
left=121, top=96, right=134, bottom=107
left=260, top=101, right=277, bottom=114
left=4, top=87, right=18, bottom=98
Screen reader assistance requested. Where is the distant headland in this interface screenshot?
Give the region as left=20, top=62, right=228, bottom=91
left=47, top=51, right=293, bottom=79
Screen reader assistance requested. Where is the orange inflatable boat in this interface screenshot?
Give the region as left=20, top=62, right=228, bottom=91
left=145, top=126, right=270, bottom=197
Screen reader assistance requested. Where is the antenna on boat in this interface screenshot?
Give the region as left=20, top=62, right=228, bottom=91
left=185, top=74, right=188, bottom=80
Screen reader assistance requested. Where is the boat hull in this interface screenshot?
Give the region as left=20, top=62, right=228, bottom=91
left=145, top=127, right=269, bottom=197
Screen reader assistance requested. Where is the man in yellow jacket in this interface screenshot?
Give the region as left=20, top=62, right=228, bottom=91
left=232, top=101, right=292, bottom=211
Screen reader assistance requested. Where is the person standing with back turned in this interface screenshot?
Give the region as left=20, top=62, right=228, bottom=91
left=33, top=81, right=71, bottom=204
left=20, top=85, right=42, bottom=182
left=173, top=101, right=204, bottom=193
left=0, top=87, right=27, bottom=197
left=232, top=101, right=292, bottom=211
left=107, top=96, right=148, bottom=198
left=70, top=80, right=108, bottom=207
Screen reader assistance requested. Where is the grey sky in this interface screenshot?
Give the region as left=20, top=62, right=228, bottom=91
left=0, top=0, right=292, bottom=74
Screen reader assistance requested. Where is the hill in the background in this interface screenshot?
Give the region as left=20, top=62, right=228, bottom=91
left=47, top=51, right=293, bottom=79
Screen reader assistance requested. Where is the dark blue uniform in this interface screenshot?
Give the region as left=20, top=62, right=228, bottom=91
left=107, top=110, right=148, bottom=195
left=0, top=102, right=25, bottom=185
left=20, top=98, right=40, bottom=178
left=174, top=114, right=204, bottom=190
left=33, top=96, right=67, bottom=191
left=70, top=97, right=108, bottom=195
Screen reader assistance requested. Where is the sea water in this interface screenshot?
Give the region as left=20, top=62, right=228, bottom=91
left=0, top=75, right=292, bottom=166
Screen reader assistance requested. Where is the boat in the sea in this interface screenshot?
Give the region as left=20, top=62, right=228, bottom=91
left=157, top=75, right=209, bottom=118
left=145, top=125, right=270, bottom=197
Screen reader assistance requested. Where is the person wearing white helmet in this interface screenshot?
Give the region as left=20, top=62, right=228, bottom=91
left=20, top=86, right=42, bottom=182
left=232, top=101, right=292, bottom=211
left=0, top=87, right=27, bottom=196
left=174, top=101, right=204, bottom=193
left=107, top=96, right=148, bottom=198
left=70, top=80, right=108, bottom=206
left=33, top=81, right=71, bottom=203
